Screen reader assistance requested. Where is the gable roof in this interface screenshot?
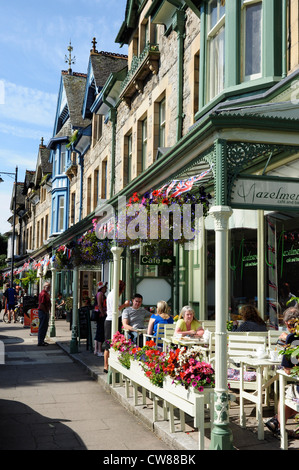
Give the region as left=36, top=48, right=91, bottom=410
left=52, top=71, right=91, bottom=140
left=82, top=50, right=128, bottom=119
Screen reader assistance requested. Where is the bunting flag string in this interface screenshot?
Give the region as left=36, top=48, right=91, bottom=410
left=164, top=167, right=213, bottom=198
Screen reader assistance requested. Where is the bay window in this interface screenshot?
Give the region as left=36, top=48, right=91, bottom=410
left=58, top=196, right=65, bottom=232
left=206, top=0, right=225, bottom=101
left=242, top=0, right=262, bottom=81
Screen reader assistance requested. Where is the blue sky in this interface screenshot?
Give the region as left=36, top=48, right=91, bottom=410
left=0, top=0, right=127, bottom=234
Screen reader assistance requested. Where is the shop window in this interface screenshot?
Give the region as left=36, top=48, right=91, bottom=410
left=229, top=228, right=257, bottom=318
left=266, top=212, right=299, bottom=327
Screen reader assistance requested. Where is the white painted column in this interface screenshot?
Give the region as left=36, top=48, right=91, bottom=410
left=257, top=210, right=265, bottom=319
left=111, top=246, right=124, bottom=337
left=70, top=266, right=79, bottom=353
left=49, top=265, right=56, bottom=337
left=209, top=205, right=234, bottom=450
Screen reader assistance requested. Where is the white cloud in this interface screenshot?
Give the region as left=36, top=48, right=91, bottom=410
left=0, top=191, right=13, bottom=235
left=0, top=80, right=57, bottom=128
left=0, top=148, right=37, bottom=171
left=0, top=122, right=52, bottom=141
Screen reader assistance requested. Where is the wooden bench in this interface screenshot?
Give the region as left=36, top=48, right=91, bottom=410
left=227, top=332, right=269, bottom=390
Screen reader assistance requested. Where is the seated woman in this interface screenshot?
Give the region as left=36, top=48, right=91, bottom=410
left=175, top=305, right=204, bottom=337
left=147, top=300, right=174, bottom=341
left=232, top=304, right=267, bottom=332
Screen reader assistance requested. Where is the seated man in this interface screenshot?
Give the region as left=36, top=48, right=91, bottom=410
left=122, top=293, right=147, bottom=346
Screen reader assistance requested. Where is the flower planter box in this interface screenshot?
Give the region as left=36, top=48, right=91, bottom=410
left=108, top=356, right=211, bottom=450
left=130, top=359, right=142, bottom=374
left=163, top=376, right=213, bottom=404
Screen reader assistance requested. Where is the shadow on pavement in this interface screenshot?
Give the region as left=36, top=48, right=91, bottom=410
left=0, top=399, right=87, bottom=450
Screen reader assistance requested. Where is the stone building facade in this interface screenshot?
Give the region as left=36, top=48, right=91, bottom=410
left=4, top=0, right=299, bottom=323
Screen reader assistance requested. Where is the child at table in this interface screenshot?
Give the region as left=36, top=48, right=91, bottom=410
left=264, top=307, right=299, bottom=438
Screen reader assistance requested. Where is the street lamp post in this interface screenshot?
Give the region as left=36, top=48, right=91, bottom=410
left=0, top=167, right=18, bottom=287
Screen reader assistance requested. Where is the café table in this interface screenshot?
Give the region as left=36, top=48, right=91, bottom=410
left=236, top=355, right=281, bottom=440
left=164, top=335, right=211, bottom=358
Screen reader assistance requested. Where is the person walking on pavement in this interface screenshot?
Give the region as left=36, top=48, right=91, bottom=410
left=4, top=284, right=17, bottom=323
left=38, top=281, right=51, bottom=346
left=103, top=280, right=129, bottom=373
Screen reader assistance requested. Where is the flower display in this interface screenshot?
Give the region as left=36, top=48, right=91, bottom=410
left=110, top=331, right=134, bottom=369
left=120, top=187, right=211, bottom=248
left=165, top=346, right=215, bottom=392
left=110, top=332, right=215, bottom=391
left=76, top=225, right=113, bottom=265
left=53, top=220, right=113, bottom=269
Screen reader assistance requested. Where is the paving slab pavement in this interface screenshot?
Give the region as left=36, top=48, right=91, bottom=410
left=1, top=318, right=299, bottom=453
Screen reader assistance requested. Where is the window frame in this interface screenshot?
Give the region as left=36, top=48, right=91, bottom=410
left=206, top=0, right=226, bottom=102
left=141, top=117, right=148, bottom=172
left=241, top=0, right=263, bottom=83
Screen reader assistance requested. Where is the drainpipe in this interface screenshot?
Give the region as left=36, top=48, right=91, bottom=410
left=172, top=9, right=186, bottom=315
left=173, top=9, right=186, bottom=142
left=282, top=0, right=287, bottom=78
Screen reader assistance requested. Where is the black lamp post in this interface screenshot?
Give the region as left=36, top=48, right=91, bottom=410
left=0, top=167, right=18, bottom=287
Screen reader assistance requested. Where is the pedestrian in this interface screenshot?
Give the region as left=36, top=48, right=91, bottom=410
left=3, top=283, right=17, bottom=323
left=103, top=280, right=129, bottom=373
left=122, top=293, right=148, bottom=346
left=94, top=282, right=108, bottom=357
left=37, top=281, right=51, bottom=346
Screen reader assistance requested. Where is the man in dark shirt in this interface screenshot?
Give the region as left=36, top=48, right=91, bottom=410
left=3, top=284, right=17, bottom=323
left=38, top=282, right=51, bottom=346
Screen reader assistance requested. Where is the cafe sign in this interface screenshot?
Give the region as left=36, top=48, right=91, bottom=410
left=231, top=175, right=299, bottom=210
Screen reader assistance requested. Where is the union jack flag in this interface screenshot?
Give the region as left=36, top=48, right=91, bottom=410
left=170, top=168, right=212, bottom=197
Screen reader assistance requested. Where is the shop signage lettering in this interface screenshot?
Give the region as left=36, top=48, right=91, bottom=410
left=242, top=254, right=257, bottom=267
left=232, top=176, right=299, bottom=209
left=140, top=255, right=176, bottom=266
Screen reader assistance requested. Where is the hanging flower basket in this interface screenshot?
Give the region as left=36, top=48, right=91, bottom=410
left=53, top=223, right=113, bottom=270
left=95, top=186, right=211, bottom=250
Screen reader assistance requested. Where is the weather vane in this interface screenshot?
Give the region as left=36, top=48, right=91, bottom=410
left=65, top=40, right=76, bottom=74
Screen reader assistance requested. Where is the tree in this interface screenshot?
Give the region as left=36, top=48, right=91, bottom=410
left=0, top=234, right=8, bottom=256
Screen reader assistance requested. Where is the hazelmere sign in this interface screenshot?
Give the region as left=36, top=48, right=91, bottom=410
left=231, top=175, right=299, bottom=210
